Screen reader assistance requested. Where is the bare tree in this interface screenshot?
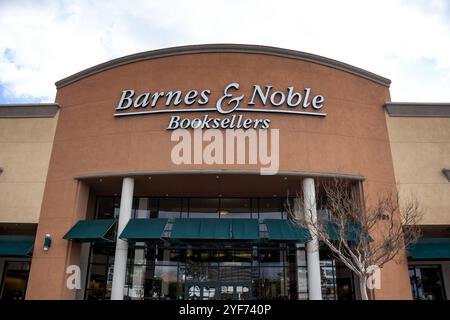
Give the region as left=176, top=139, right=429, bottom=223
left=287, top=178, right=422, bottom=300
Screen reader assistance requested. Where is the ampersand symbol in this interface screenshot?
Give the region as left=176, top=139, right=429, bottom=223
left=215, top=82, right=245, bottom=114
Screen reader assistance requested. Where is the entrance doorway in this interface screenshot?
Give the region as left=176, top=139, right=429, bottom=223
left=185, top=281, right=252, bottom=300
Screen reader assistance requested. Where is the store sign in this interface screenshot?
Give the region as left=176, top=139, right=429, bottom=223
left=114, top=82, right=325, bottom=129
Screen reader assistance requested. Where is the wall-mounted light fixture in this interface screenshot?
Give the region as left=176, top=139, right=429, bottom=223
left=43, top=234, right=52, bottom=251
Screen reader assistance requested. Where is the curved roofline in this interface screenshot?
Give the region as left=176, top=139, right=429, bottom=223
left=55, top=44, right=391, bottom=88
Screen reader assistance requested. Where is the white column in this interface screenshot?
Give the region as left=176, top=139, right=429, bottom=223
left=129, top=197, right=148, bottom=299
left=294, top=199, right=306, bottom=299
left=111, top=177, right=134, bottom=300
left=303, top=178, right=322, bottom=300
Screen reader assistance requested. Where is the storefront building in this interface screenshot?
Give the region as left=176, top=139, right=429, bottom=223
left=0, top=103, right=58, bottom=299
left=385, top=103, right=450, bottom=300
left=0, top=44, right=448, bottom=300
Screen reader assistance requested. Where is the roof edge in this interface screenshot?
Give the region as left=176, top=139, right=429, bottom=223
left=55, top=44, right=391, bottom=89
left=0, top=103, right=60, bottom=118
left=385, top=102, right=450, bottom=117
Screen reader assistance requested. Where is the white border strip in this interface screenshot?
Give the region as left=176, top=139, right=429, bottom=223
left=236, top=108, right=326, bottom=116
left=114, top=108, right=326, bottom=117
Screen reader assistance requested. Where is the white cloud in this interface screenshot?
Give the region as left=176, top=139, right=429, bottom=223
left=1, top=0, right=450, bottom=102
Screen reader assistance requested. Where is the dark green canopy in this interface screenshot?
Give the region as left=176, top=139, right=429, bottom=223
left=0, top=235, right=35, bottom=257
left=264, top=219, right=311, bottom=241
left=170, top=218, right=259, bottom=240
left=63, top=219, right=117, bottom=242
left=408, top=238, right=450, bottom=260
left=120, top=219, right=169, bottom=241
left=327, top=222, right=362, bottom=241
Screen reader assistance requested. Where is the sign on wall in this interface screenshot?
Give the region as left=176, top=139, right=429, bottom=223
left=114, top=82, right=325, bottom=129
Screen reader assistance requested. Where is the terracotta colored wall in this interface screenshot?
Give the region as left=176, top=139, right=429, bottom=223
left=26, top=52, right=411, bottom=299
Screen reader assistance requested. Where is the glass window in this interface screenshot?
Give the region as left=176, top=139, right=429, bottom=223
left=231, top=250, right=252, bottom=263
left=259, top=266, right=288, bottom=299
left=320, top=260, right=336, bottom=300
left=319, top=247, right=356, bottom=300
left=297, top=268, right=308, bottom=296
left=287, top=245, right=306, bottom=267
left=409, top=265, right=446, bottom=300
left=85, top=244, right=115, bottom=300
left=219, top=198, right=251, bottom=219
left=259, top=248, right=284, bottom=266
left=145, top=265, right=179, bottom=300
left=259, top=198, right=282, bottom=219
left=335, top=266, right=354, bottom=300
left=158, top=198, right=182, bottom=219
left=155, top=247, right=180, bottom=265
left=96, top=197, right=120, bottom=219
left=186, top=248, right=213, bottom=263
left=87, top=241, right=357, bottom=301
left=189, top=198, right=219, bottom=218
left=0, top=261, right=31, bottom=300
left=134, top=197, right=158, bottom=219
left=281, top=198, right=294, bottom=220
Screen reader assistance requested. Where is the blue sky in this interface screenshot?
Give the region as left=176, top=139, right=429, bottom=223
left=1, top=0, right=450, bottom=103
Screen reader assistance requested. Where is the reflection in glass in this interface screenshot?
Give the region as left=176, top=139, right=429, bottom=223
left=0, top=261, right=31, bottom=300
left=320, top=260, right=336, bottom=300
left=259, top=266, right=287, bottom=299
left=259, top=198, right=282, bottom=219
left=409, top=265, right=446, bottom=300
left=134, top=197, right=158, bottom=219
left=219, top=198, right=251, bottom=219
left=86, top=241, right=353, bottom=301
left=86, top=244, right=115, bottom=300
left=96, top=197, right=120, bottom=219
left=189, top=198, right=219, bottom=218
left=158, top=198, right=182, bottom=219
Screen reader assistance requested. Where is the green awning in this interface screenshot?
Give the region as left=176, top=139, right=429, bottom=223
left=0, top=236, right=35, bottom=257
left=327, top=222, right=362, bottom=241
left=170, top=218, right=259, bottom=240
left=63, top=219, right=117, bottom=242
left=230, top=219, right=260, bottom=240
left=120, top=219, right=168, bottom=241
left=264, top=219, right=311, bottom=241
left=408, top=238, right=450, bottom=260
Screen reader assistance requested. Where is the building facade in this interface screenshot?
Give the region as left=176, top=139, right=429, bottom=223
left=0, top=44, right=448, bottom=300
left=0, top=104, right=58, bottom=300
left=385, top=103, right=450, bottom=300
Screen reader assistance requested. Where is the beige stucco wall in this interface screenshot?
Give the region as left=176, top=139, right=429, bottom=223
left=0, top=115, right=58, bottom=223
left=386, top=114, right=450, bottom=225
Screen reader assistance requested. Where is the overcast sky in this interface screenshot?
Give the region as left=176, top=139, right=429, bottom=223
left=1, top=0, right=450, bottom=103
